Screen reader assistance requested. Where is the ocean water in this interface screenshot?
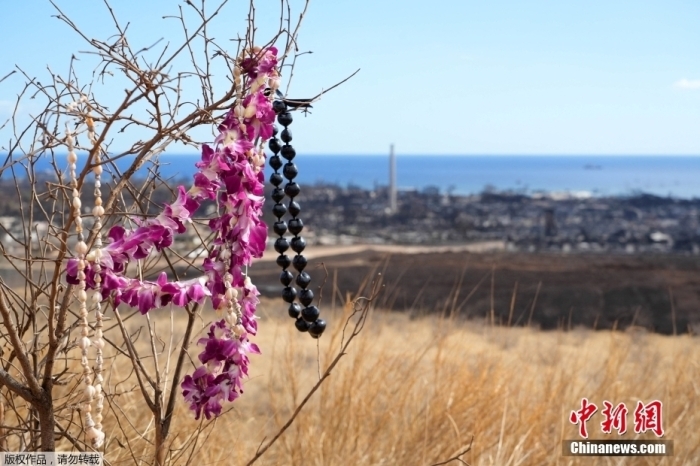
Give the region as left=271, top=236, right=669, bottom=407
left=276, top=155, right=700, bottom=198
left=19, top=154, right=700, bottom=199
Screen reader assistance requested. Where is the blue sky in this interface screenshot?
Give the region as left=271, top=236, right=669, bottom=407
left=1, top=0, right=699, bottom=155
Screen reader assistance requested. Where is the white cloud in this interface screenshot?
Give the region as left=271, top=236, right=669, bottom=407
left=673, top=78, right=700, bottom=90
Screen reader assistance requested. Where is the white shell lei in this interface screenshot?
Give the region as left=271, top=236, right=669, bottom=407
left=67, top=112, right=105, bottom=448
left=87, top=116, right=105, bottom=447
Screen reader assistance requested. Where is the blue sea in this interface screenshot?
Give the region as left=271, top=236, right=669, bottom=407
left=270, top=155, right=700, bottom=198
left=19, top=154, right=700, bottom=199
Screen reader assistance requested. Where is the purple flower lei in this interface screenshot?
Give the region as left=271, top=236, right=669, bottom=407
left=66, top=46, right=279, bottom=418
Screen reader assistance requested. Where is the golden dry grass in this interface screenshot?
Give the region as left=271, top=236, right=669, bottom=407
left=77, top=295, right=700, bottom=466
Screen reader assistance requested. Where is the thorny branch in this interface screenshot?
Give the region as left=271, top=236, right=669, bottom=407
left=0, top=0, right=330, bottom=459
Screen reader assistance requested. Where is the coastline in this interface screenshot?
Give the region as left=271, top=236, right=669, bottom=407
left=10, top=153, right=700, bottom=199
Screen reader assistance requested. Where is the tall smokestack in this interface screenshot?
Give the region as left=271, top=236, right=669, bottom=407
left=389, top=144, right=397, bottom=214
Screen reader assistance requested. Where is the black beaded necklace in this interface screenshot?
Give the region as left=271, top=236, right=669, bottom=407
left=269, top=95, right=326, bottom=339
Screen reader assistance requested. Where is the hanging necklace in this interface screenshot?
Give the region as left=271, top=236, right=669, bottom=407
left=268, top=96, right=326, bottom=338
left=67, top=115, right=106, bottom=448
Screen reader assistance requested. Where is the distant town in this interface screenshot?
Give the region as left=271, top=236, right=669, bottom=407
left=265, top=184, right=700, bottom=255
left=1, top=175, right=698, bottom=256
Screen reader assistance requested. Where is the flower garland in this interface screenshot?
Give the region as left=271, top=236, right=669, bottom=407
left=66, top=46, right=279, bottom=421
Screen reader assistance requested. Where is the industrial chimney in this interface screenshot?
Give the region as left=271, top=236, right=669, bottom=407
left=389, top=144, right=397, bottom=214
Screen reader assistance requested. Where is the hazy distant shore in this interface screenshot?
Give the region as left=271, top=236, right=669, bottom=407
left=7, top=153, right=700, bottom=199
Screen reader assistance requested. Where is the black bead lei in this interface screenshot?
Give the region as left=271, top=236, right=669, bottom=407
left=269, top=98, right=326, bottom=339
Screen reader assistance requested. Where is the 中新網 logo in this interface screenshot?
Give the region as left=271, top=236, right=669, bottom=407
left=569, top=398, right=664, bottom=438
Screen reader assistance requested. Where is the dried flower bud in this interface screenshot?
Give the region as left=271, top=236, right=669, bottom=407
left=244, top=103, right=257, bottom=119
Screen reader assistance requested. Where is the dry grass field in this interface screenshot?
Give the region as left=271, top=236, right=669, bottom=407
left=68, top=291, right=700, bottom=465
